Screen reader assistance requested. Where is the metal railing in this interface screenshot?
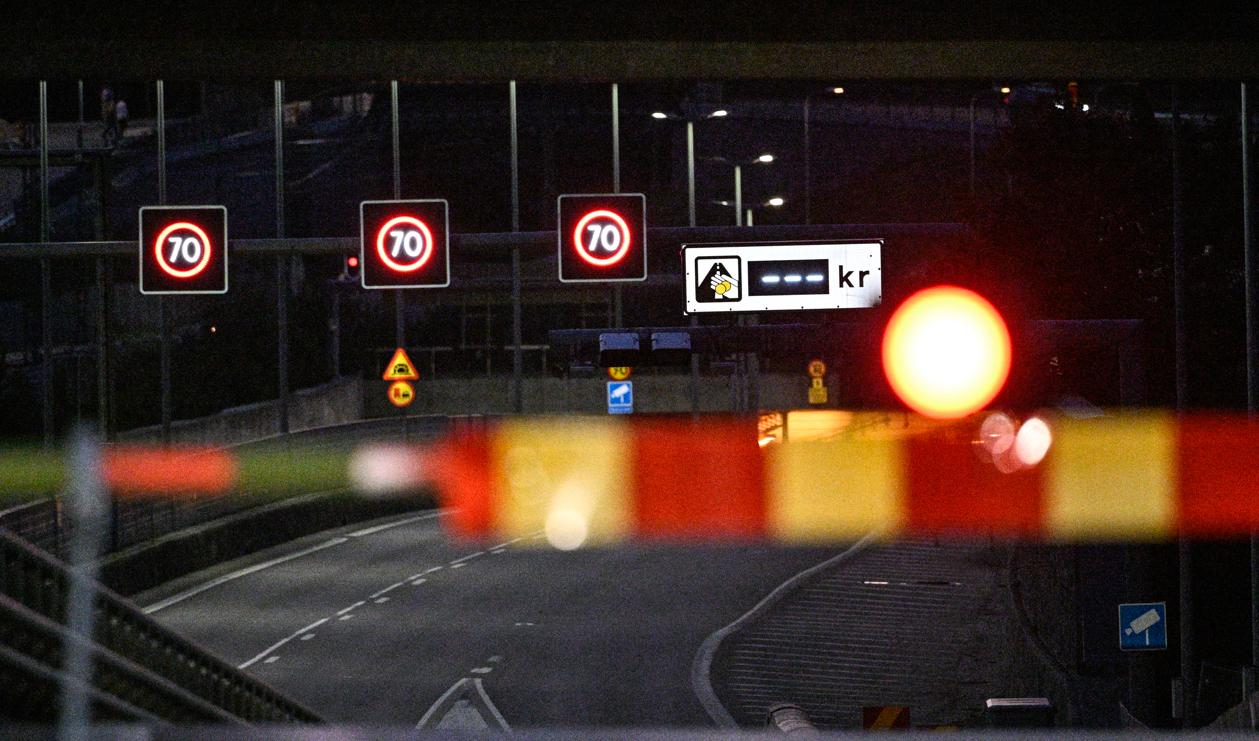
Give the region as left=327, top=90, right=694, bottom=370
left=0, top=522, right=321, bottom=723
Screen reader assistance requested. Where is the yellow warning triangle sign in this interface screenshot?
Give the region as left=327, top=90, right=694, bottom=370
left=382, top=347, right=419, bottom=381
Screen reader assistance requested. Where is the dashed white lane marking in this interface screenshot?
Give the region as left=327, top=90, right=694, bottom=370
left=411, top=578, right=427, bottom=586
left=238, top=617, right=328, bottom=669
left=451, top=563, right=466, bottom=569
left=347, top=511, right=444, bottom=538
left=514, top=622, right=536, bottom=627
left=145, top=538, right=349, bottom=614
left=449, top=551, right=485, bottom=566
left=490, top=549, right=506, bottom=555
left=471, top=667, right=492, bottom=674
left=337, top=601, right=365, bottom=616
left=264, top=656, right=280, bottom=664
left=375, top=597, right=390, bottom=604
left=338, top=614, right=354, bottom=621
left=370, top=582, right=405, bottom=599
left=300, top=634, right=315, bottom=641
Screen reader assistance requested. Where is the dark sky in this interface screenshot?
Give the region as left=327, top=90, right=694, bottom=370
left=7, top=3, right=1259, bottom=42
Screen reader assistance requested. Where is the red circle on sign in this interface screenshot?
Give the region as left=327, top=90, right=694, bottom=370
left=153, top=221, right=213, bottom=279
left=573, top=209, right=631, bottom=267
left=375, top=215, right=435, bottom=273
left=388, top=381, right=415, bottom=407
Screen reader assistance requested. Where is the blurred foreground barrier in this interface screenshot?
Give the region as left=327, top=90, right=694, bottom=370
left=6, top=413, right=1259, bottom=544
left=440, top=413, right=1259, bottom=544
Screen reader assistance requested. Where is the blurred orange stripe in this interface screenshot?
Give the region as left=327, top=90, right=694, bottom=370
left=103, top=448, right=237, bottom=495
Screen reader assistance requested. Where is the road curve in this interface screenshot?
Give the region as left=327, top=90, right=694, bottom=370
left=142, top=510, right=838, bottom=728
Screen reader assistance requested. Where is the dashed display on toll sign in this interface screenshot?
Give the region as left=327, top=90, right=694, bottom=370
left=695, top=257, right=741, bottom=303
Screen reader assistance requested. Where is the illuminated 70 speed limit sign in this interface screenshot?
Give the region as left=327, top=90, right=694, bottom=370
left=375, top=215, right=435, bottom=273
left=558, top=193, right=647, bottom=283
left=139, top=205, right=228, bottom=294
left=360, top=199, right=450, bottom=289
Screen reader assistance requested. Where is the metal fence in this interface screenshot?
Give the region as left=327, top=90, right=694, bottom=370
left=0, top=527, right=321, bottom=723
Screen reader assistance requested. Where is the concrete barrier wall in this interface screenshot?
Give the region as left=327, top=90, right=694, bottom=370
left=117, top=376, right=365, bottom=446
left=364, top=372, right=831, bottom=417
left=100, top=491, right=431, bottom=597
left=117, top=372, right=833, bottom=444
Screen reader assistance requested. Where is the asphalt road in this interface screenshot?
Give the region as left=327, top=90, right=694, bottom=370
left=141, top=510, right=838, bottom=729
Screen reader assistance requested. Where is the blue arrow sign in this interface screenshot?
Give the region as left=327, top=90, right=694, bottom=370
left=607, top=381, right=633, bottom=415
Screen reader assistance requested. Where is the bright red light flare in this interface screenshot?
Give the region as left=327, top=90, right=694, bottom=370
left=882, top=286, right=1012, bottom=419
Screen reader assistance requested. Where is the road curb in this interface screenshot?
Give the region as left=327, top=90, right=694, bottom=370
left=690, top=532, right=877, bottom=728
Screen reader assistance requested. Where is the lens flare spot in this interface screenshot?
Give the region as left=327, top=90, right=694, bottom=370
left=978, top=412, right=1016, bottom=457
left=1014, top=416, right=1052, bottom=467
left=545, top=508, right=589, bottom=551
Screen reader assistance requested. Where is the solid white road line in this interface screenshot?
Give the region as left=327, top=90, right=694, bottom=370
left=337, top=601, right=365, bottom=616
left=449, top=551, right=485, bottom=565
left=689, top=533, right=877, bottom=727
left=369, top=582, right=405, bottom=599
left=415, top=677, right=511, bottom=731
left=416, top=678, right=471, bottom=728
left=472, top=678, right=511, bottom=731
left=347, top=511, right=444, bottom=538
left=144, top=538, right=349, bottom=614
left=238, top=617, right=328, bottom=669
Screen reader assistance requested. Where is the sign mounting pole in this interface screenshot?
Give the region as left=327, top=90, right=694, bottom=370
left=157, top=79, right=172, bottom=445
left=510, top=80, right=523, bottom=414
left=391, top=80, right=405, bottom=349
left=39, top=81, right=53, bottom=447
left=612, top=82, right=623, bottom=328
left=687, top=120, right=699, bottom=419
left=275, top=79, right=289, bottom=435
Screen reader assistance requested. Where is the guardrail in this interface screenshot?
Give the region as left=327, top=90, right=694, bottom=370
left=0, top=527, right=321, bottom=723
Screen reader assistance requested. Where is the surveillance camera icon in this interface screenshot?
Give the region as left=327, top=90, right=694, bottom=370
left=1123, top=608, right=1161, bottom=637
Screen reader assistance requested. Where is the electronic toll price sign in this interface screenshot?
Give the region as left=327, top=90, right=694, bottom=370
left=360, top=199, right=450, bottom=289
left=683, top=240, right=882, bottom=314
left=557, top=193, right=647, bottom=283
left=138, top=206, right=228, bottom=294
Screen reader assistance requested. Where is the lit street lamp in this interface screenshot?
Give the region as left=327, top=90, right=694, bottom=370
left=712, top=196, right=785, bottom=226
left=650, top=109, right=729, bottom=227
left=705, top=153, right=775, bottom=226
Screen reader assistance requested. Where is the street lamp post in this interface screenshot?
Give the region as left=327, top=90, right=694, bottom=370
left=970, top=85, right=1010, bottom=196
left=705, top=153, right=773, bottom=227
left=651, top=107, right=726, bottom=419
left=803, top=86, right=846, bottom=225
left=651, top=108, right=727, bottom=227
